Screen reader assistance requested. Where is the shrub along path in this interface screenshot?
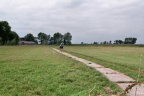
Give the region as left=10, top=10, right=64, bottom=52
left=53, top=48, right=144, bottom=96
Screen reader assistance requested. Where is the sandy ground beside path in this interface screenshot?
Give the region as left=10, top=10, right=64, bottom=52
left=53, top=48, right=144, bottom=96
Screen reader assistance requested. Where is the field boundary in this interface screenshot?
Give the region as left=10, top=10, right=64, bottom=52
left=53, top=48, right=144, bottom=96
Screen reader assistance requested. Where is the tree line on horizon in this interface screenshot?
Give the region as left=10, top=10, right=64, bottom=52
left=92, top=38, right=137, bottom=45
left=0, top=21, right=139, bottom=45
left=0, top=21, right=72, bottom=45
left=20, top=32, right=72, bottom=45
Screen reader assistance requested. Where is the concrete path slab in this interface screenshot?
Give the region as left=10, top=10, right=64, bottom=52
left=127, top=84, right=144, bottom=96
left=53, top=48, right=144, bottom=96
left=105, top=73, right=135, bottom=83
left=95, top=68, right=118, bottom=74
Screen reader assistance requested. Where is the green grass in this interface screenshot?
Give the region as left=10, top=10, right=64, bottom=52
left=0, top=45, right=122, bottom=96
left=62, top=45, right=144, bottom=83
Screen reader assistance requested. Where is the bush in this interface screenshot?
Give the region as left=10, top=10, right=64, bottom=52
left=10, top=39, right=17, bottom=45
left=6, top=39, right=17, bottom=45
left=0, top=37, right=2, bottom=45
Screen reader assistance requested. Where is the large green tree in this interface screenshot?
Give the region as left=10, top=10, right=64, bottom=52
left=53, top=32, right=63, bottom=44
left=64, top=32, right=72, bottom=45
left=8, top=31, right=19, bottom=45
left=24, top=33, right=34, bottom=41
left=49, top=37, right=54, bottom=44
left=0, top=21, right=11, bottom=44
left=114, top=40, right=123, bottom=44
left=38, top=32, right=50, bottom=44
left=124, top=38, right=137, bottom=44
left=132, top=38, right=137, bottom=44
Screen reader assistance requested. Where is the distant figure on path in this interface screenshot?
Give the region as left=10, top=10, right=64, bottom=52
left=59, top=43, right=64, bottom=52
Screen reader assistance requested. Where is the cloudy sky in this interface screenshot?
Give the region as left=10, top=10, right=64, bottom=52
left=0, top=0, right=144, bottom=44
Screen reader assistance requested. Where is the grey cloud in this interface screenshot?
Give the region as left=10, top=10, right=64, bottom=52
left=64, top=0, right=88, bottom=8
left=0, top=0, right=144, bottom=44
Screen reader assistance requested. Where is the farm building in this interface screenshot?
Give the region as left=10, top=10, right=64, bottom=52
left=19, top=41, right=36, bottom=45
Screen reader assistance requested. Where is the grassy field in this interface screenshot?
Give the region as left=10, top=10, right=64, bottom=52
left=0, top=45, right=122, bottom=96
left=63, top=45, right=144, bottom=83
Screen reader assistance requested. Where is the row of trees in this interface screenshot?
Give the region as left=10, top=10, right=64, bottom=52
left=114, top=38, right=137, bottom=44
left=0, top=21, right=72, bottom=45
left=0, top=21, right=138, bottom=45
left=0, top=21, right=19, bottom=45
left=22, top=32, right=72, bottom=45
left=53, top=32, right=72, bottom=45
left=92, top=38, right=137, bottom=45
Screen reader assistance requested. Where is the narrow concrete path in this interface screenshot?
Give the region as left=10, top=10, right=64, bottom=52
left=53, top=48, right=144, bottom=96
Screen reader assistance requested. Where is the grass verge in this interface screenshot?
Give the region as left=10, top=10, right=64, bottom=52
left=0, top=46, right=123, bottom=96
left=63, top=46, right=144, bottom=83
